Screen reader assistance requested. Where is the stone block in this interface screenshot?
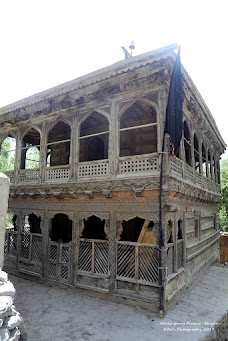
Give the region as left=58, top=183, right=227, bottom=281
left=4, top=314, right=22, bottom=330
left=0, top=297, right=13, bottom=317
left=0, top=327, right=10, bottom=341
left=0, top=282, right=15, bottom=297
left=9, top=328, right=20, bottom=341
left=18, top=319, right=27, bottom=340
left=0, top=272, right=8, bottom=284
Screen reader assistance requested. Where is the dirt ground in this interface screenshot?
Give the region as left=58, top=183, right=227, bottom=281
left=10, top=264, right=228, bottom=341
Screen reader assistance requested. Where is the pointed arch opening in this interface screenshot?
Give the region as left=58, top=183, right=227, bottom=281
left=79, top=112, right=109, bottom=162
left=49, top=213, right=72, bottom=243
left=183, top=121, right=191, bottom=166
left=120, top=217, right=156, bottom=243
left=0, top=134, right=16, bottom=171
left=194, top=133, right=200, bottom=173
left=207, top=149, right=212, bottom=180
left=21, top=128, right=40, bottom=169
left=216, top=159, right=220, bottom=184
left=202, top=143, right=207, bottom=177
left=81, top=215, right=107, bottom=240
left=23, top=213, right=42, bottom=234
left=119, top=101, right=157, bottom=156
left=47, top=121, right=71, bottom=167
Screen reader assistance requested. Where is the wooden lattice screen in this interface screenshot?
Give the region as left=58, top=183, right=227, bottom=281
left=116, top=241, right=158, bottom=284
left=78, top=239, right=109, bottom=276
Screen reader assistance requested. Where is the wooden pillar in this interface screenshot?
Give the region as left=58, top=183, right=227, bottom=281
left=42, top=209, right=49, bottom=279
left=40, top=122, right=47, bottom=183
left=109, top=211, right=117, bottom=293
left=72, top=211, right=79, bottom=286
left=73, top=117, right=79, bottom=180
left=14, top=133, right=21, bottom=184
left=109, top=102, right=116, bottom=178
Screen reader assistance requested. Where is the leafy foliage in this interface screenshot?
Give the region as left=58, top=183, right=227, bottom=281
left=0, top=137, right=15, bottom=171
left=219, top=159, right=228, bottom=231
left=25, top=147, right=40, bottom=169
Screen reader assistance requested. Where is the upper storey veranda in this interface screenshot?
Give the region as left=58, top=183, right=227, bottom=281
left=0, top=44, right=226, bottom=196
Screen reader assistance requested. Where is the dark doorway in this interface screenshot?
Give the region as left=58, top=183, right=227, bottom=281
left=82, top=216, right=106, bottom=240
left=120, top=217, right=145, bottom=242
left=28, top=214, right=42, bottom=234
left=87, top=137, right=105, bottom=161
left=50, top=213, right=72, bottom=243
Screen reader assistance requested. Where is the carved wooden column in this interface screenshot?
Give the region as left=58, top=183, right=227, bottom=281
left=15, top=209, right=23, bottom=271
left=190, top=127, right=195, bottom=183
left=69, top=117, right=76, bottom=181
left=109, top=211, right=117, bottom=293
left=73, top=116, right=79, bottom=180
left=109, top=101, right=116, bottom=178
left=42, top=209, right=50, bottom=279
left=72, top=211, right=79, bottom=286
left=113, top=101, right=119, bottom=177
left=40, top=122, right=47, bottom=183
left=199, top=138, right=203, bottom=184
left=14, top=132, right=21, bottom=184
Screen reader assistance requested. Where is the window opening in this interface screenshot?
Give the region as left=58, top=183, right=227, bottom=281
left=202, top=143, right=207, bottom=177
left=82, top=216, right=107, bottom=240
left=212, top=155, right=216, bottom=182
left=6, top=212, right=15, bottom=230
left=207, top=150, right=212, bottom=180
left=0, top=134, right=16, bottom=171
left=167, top=220, right=173, bottom=243
left=47, top=122, right=71, bottom=167
left=120, top=101, right=157, bottom=156
left=120, top=217, right=144, bottom=242
left=177, top=219, right=183, bottom=239
left=21, top=128, right=40, bottom=169
left=22, top=214, right=41, bottom=234
left=194, top=219, right=199, bottom=239
left=87, top=137, right=105, bottom=161
left=216, top=159, right=220, bottom=184
left=50, top=213, right=72, bottom=243
left=183, top=121, right=191, bottom=166
left=79, top=112, right=109, bottom=162
left=194, top=133, right=200, bottom=173
left=167, top=219, right=174, bottom=275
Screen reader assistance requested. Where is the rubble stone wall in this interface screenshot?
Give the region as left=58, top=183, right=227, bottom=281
left=0, top=173, right=9, bottom=269
left=0, top=173, right=27, bottom=340
left=0, top=270, right=27, bottom=341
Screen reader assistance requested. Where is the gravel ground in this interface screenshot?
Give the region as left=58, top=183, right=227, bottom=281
left=10, top=264, right=228, bottom=341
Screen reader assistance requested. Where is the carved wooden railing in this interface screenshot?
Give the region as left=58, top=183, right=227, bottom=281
left=118, top=153, right=159, bottom=175
left=78, top=160, right=109, bottom=179
left=78, top=239, right=109, bottom=276
left=116, top=241, right=158, bottom=285
left=19, top=169, right=40, bottom=183
left=170, top=158, right=220, bottom=194
left=45, top=166, right=70, bottom=181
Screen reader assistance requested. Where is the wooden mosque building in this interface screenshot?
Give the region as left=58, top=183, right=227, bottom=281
left=0, top=44, right=226, bottom=313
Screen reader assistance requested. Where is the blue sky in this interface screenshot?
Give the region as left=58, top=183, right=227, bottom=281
left=0, top=0, right=227, bottom=157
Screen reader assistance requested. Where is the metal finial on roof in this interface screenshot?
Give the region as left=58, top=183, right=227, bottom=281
left=129, top=41, right=135, bottom=55
left=122, top=41, right=135, bottom=59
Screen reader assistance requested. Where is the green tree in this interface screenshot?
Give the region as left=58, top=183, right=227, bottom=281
left=219, top=158, right=228, bottom=232
left=0, top=137, right=15, bottom=171
left=25, top=146, right=40, bottom=169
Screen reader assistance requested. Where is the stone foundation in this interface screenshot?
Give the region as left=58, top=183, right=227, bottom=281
left=0, top=270, right=27, bottom=341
